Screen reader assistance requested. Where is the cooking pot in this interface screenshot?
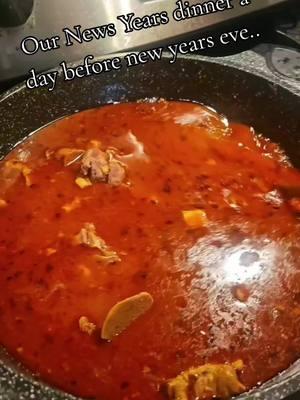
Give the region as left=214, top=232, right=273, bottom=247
left=0, top=52, right=299, bottom=400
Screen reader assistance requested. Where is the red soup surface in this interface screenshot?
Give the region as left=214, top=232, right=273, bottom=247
left=0, top=101, right=300, bottom=400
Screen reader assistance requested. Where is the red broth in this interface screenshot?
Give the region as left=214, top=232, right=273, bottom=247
left=0, top=101, right=300, bottom=400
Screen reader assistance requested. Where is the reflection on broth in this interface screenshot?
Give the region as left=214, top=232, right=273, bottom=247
left=0, top=101, right=300, bottom=400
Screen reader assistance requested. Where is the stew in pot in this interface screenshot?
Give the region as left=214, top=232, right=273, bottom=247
left=0, top=101, right=300, bottom=400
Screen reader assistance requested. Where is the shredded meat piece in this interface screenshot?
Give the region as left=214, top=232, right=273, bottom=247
left=55, top=148, right=85, bottom=166
left=79, top=316, right=96, bottom=336
left=75, top=223, right=107, bottom=249
left=167, top=360, right=245, bottom=400
left=80, top=148, right=126, bottom=186
left=118, top=132, right=150, bottom=162
left=262, top=190, right=283, bottom=208
left=108, top=159, right=126, bottom=186
left=94, top=253, right=121, bottom=265
left=45, top=149, right=55, bottom=160
left=62, top=197, right=82, bottom=213
left=4, top=160, right=32, bottom=187
left=74, top=223, right=121, bottom=264
left=45, top=248, right=57, bottom=257
left=101, top=292, right=154, bottom=340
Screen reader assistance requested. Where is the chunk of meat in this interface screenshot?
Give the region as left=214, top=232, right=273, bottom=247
left=223, top=189, right=243, bottom=211
left=108, top=159, right=126, bottom=186
left=76, top=223, right=107, bottom=251
left=94, top=253, right=121, bottom=265
left=80, top=148, right=126, bottom=186
left=167, top=360, right=245, bottom=400
left=81, top=148, right=109, bottom=183
left=75, top=223, right=106, bottom=250
left=79, top=316, right=96, bottom=336
left=262, top=190, right=283, bottom=208
left=117, top=131, right=150, bottom=162
left=101, top=292, right=154, bottom=340
left=74, top=223, right=121, bottom=264
left=45, top=149, right=55, bottom=160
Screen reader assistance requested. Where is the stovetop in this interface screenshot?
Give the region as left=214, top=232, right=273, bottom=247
left=0, top=0, right=299, bottom=93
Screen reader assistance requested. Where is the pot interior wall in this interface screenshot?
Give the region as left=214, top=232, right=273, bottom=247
left=0, top=55, right=299, bottom=164
left=0, top=54, right=299, bottom=400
